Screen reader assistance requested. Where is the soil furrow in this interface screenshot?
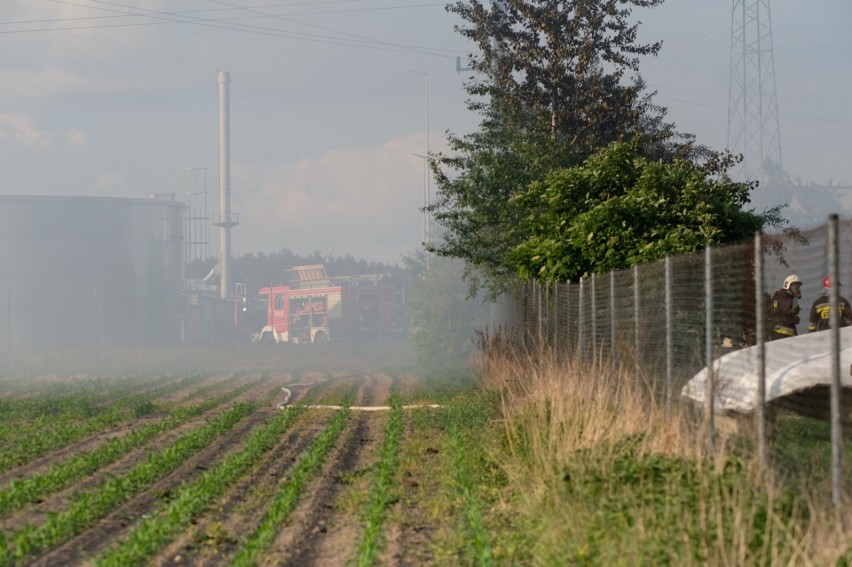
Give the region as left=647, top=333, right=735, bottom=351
left=0, top=380, right=273, bottom=532
left=379, top=410, right=445, bottom=566
left=264, top=409, right=383, bottom=566
left=0, top=363, right=450, bottom=567
left=25, top=407, right=275, bottom=567
left=0, top=374, right=272, bottom=495
left=146, top=409, right=334, bottom=567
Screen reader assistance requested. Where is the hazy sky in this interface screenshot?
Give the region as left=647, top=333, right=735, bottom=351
left=2, top=1, right=851, bottom=265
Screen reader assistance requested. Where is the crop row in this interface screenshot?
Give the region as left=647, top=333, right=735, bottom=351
left=94, top=405, right=308, bottom=566
left=0, top=376, right=268, bottom=518
left=0, top=372, right=200, bottom=461
left=90, top=371, right=215, bottom=412
left=0, top=373, right=268, bottom=476
left=0, top=371, right=199, bottom=418
left=172, top=371, right=251, bottom=404
left=0, top=402, right=256, bottom=564
left=230, top=404, right=352, bottom=566
left=0, top=405, right=132, bottom=474
left=447, top=401, right=498, bottom=565
left=357, top=396, right=403, bottom=566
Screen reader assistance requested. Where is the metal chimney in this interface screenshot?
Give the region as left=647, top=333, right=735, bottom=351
left=213, top=70, right=238, bottom=299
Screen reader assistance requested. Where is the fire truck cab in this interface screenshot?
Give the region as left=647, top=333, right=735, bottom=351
left=256, top=285, right=342, bottom=344
left=239, top=264, right=400, bottom=345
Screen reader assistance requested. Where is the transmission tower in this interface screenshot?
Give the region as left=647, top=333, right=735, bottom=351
left=727, top=0, right=782, bottom=184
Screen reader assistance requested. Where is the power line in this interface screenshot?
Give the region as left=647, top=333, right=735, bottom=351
left=653, top=94, right=852, bottom=135
left=202, top=0, right=448, bottom=55
left=2, top=0, right=460, bottom=58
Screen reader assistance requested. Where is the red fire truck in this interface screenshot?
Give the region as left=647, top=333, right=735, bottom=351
left=235, top=265, right=399, bottom=345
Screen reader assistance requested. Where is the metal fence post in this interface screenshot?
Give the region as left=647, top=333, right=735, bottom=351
left=665, top=256, right=673, bottom=418
left=634, top=265, right=640, bottom=377
left=591, top=274, right=597, bottom=358
left=536, top=280, right=542, bottom=347
left=754, top=232, right=767, bottom=472
left=553, top=282, right=559, bottom=356
left=565, top=280, right=571, bottom=358
left=828, top=214, right=843, bottom=506
left=610, top=270, right=617, bottom=365
left=527, top=280, right=534, bottom=349
left=705, top=246, right=716, bottom=456
left=579, top=277, right=585, bottom=363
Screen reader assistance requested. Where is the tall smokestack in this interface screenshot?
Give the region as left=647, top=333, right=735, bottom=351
left=214, top=70, right=238, bottom=299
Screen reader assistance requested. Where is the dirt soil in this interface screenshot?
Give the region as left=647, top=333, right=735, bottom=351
left=2, top=368, right=451, bottom=566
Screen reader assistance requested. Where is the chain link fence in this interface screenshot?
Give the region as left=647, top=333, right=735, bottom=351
left=493, top=215, right=852, bottom=504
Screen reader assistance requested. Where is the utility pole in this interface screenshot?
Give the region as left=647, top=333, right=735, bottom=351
left=409, top=69, right=430, bottom=245
left=728, top=0, right=782, bottom=185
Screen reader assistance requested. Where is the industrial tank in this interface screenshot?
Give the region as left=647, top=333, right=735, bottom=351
left=0, top=195, right=185, bottom=350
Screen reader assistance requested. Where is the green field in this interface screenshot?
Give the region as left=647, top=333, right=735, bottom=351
left=0, top=342, right=848, bottom=566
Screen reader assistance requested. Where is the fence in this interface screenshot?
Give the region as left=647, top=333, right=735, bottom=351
left=496, top=215, right=852, bottom=505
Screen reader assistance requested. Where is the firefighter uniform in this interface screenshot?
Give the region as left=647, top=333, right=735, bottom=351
left=770, top=274, right=802, bottom=340
left=808, top=277, right=852, bottom=332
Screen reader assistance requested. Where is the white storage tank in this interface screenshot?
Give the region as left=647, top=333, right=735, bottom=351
left=0, top=195, right=185, bottom=350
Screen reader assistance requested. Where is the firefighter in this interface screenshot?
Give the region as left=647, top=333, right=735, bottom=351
left=808, top=276, right=852, bottom=332
left=770, top=274, right=802, bottom=340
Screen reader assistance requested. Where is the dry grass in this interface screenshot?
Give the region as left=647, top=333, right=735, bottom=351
left=473, top=333, right=852, bottom=566
left=476, top=336, right=697, bottom=477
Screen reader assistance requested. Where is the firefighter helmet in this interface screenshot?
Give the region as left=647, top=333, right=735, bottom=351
left=783, top=274, right=801, bottom=289
left=823, top=275, right=842, bottom=288
left=783, top=274, right=802, bottom=298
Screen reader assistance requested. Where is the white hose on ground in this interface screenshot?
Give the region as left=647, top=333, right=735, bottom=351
left=299, top=404, right=443, bottom=411
left=276, top=383, right=319, bottom=410
left=275, top=383, right=442, bottom=411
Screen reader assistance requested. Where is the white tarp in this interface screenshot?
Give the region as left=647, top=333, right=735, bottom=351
left=681, top=326, right=852, bottom=413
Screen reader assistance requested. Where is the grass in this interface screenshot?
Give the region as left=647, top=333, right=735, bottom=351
left=472, top=334, right=852, bottom=566
left=393, top=390, right=530, bottom=566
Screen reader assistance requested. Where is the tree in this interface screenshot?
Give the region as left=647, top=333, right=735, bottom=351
left=507, top=140, right=784, bottom=281
left=448, top=0, right=666, bottom=149
left=403, top=251, right=489, bottom=373
left=430, top=0, right=683, bottom=294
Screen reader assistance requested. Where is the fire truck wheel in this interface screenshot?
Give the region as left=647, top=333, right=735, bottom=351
left=313, top=331, right=328, bottom=344
left=260, top=333, right=275, bottom=346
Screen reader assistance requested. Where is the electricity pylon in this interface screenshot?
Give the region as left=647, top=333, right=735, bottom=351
left=727, top=0, right=782, bottom=185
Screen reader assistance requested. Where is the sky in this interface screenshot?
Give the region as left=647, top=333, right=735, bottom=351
left=2, top=1, right=851, bottom=266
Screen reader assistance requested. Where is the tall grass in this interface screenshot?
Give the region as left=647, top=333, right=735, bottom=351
left=475, top=335, right=852, bottom=566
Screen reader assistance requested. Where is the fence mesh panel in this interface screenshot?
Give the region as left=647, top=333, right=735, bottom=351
left=496, top=217, right=852, bottom=461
